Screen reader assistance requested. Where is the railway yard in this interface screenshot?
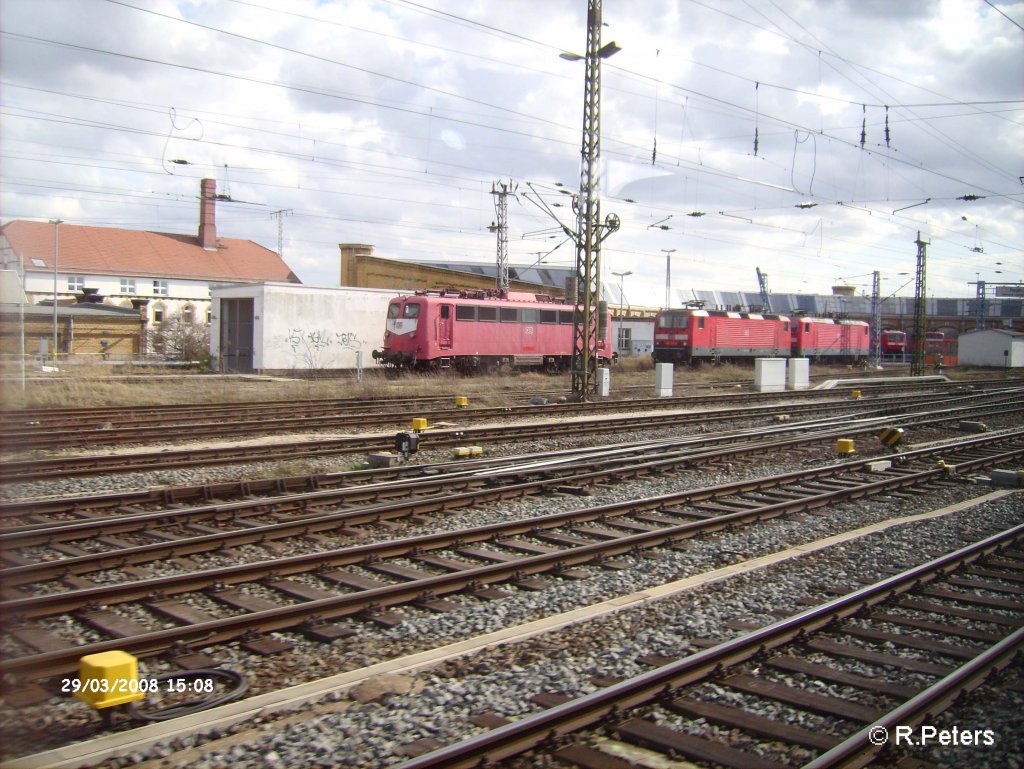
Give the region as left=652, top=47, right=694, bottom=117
left=0, top=368, right=1022, bottom=769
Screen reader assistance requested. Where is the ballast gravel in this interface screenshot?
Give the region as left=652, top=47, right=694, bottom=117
left=1, top=421, right=1022, bottom=769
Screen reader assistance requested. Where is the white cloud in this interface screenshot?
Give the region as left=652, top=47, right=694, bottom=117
left=0, top=0, right=1019, bottom=301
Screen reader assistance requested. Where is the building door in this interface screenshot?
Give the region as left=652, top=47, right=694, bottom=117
left=220, top=298, right=254, bottom=373
left=438, top=304, right=453, bottom=349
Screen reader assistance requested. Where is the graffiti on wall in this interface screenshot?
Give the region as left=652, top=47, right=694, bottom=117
left=284, top=328, right=364, bottom=368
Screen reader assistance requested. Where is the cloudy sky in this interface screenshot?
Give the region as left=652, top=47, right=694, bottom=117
left=1, top=0, right=1021, bottom=305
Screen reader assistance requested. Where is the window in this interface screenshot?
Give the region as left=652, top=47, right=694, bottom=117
left=783, top=321, right=789, bottom=331
left=440, top=305, right=450, bottom=319
left=558, top=310, right=574, bottom=325
left=617, top=327, right=632, bottom=351
left=657, top=313, right=688, bottom=329
left=521, top=309, right=539, bottom=324
left=153, top=279, right=169, bottom=296
left=152, top=303, right=165, bottom=323
left=182, top=304, right=195, bottom=324
left=478, top=306, right=498, bottom=322
left=31, top=258, right=46, bottom=268
left=67, top=275, right=84, bottom=291
left=698, top=317, right=705, bottom=330
left=804, top=323, right=810, bottom=332
left=120, top=278, right=136, bottom=294
left=387, top=303, right=401, bottom=319
left=500, top=307, right=517, bottom=323
left=456, top=305, right=476, bottom=321
left=540, top=309, right=558, bottom=324
left=403, top=303, right=420, bottom=318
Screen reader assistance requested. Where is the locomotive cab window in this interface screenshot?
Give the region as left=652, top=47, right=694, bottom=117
left=387, top=303, right=401, bottom=319
left=697, top=317, right=705, bottom=329
left=500, top=308, right=518, bottom=323
left=440, top=305, right=450, bottom=319
left=658, top=314, right=688, bottom=329
left=804, top=323, right=810, bottom=332
left=478, top=306, right=498, bottom=322
left=403, top=303, right=421, bottom=319
left=456, top=305, right=476, bottom=321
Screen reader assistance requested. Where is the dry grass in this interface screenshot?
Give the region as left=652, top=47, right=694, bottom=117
left=0, top=358, right=966, bottom=411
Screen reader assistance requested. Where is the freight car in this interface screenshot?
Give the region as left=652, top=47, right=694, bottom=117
left=791, top=317, right=870, bottom=362
left=372, top=290, right=615, bottom=372
left=652, top=309, right=791, bottom=365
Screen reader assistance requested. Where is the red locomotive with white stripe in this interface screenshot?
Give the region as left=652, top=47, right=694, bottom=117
left=880, top=329, right=907, bottom=356
left=653, top=309, right=870, bottom=365
left=790, top=316, right=870, bottom=361
left=373, top=290, right=615, bottom=372
left=652, top=309, right=791, bottom=364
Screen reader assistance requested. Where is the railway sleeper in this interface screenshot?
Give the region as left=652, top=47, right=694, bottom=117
left=666, top=695, right=841, bottom=752
left=946, top=575, right=1024, bottom=595
left=614, top=716, right=789, bottom=769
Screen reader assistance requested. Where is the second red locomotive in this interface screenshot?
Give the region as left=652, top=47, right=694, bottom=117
left=373, top=290, right=615, bottom=372
left=652, top=309, right=791, bottom=364
left=653, top=308, right=870, bottom=365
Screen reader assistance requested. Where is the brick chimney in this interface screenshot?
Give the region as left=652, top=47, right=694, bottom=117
left=199, top=178, right=217, bottom=250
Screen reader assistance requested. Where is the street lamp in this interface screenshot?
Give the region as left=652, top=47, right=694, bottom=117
left=612, top=270, right=631, bottom=314
left=49, top=218, right=63, bottom=367
left=661, top=248, right=676, bottom=308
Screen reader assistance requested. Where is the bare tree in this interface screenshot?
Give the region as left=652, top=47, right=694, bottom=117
left=150, top=311, right=210, bottom=365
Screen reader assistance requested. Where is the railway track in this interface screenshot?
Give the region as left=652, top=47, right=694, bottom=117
left=3, top=422, right=1023, bottom=580
left=2, top=386, right=1022, bottom=483
left=2, top=434, right=1020, bottom=684
left=394, top=523, right=1024, bottom=769
left=0, top=379, right=1007, bottom=451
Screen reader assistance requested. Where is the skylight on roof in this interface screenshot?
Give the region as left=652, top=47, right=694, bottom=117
left=31, top=258, right=46, bottom=268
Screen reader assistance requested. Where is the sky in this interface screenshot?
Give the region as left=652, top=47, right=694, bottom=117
left=1, top=0, right=1022, bottom=306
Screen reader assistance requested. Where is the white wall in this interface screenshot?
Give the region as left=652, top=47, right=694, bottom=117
left=211, top=283, right=402, bottom=371
left=958, top=330, right=1024, bottom=368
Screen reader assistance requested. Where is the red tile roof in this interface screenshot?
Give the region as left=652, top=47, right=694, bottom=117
left=1, top=220, right=301, bottom=284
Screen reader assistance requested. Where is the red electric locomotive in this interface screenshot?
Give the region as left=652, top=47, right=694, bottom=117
left=791, top=317, right=870, bottom=361
left=652, top=309, right=791, bottom=364
left=372, top=290, right=615, bottom=372
left=880, top=329, right=906, bottom=356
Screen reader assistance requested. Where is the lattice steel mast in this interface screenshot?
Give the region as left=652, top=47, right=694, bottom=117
left=571, top=0, right=620, bottom=400
left=869, top=270, right=881, bottom=366
left=910, top=232, right=929, bottom=377
left=489, top=181, right=513, bottom=295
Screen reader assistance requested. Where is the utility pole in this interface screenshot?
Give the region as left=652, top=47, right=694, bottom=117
left=488, top=181, right=514, bottom=295
left=569, top=0, right=620, bottom=401
left=271, top=209, right=292, bottom=260
left=50, top=218, right=62, bottom=367
left=869, top=270, right=882, bottom=367
left=910, top=232, right=929, bottom=377
left=756, top=267, right=772, bottom=313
